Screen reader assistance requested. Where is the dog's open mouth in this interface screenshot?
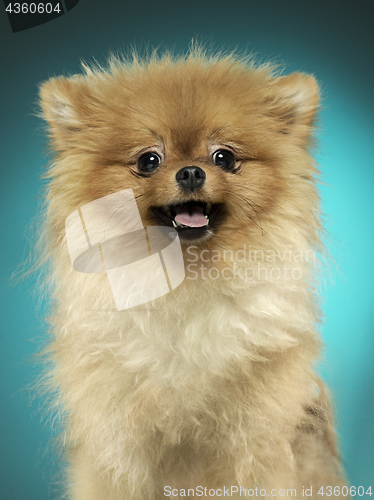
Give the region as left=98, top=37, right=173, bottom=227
left=150, top=201, right=225, bottom=241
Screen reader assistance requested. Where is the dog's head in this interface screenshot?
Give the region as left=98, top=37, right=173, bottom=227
left=40, top=52, right=320, bottom=254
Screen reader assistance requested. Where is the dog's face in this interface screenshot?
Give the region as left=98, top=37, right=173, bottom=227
left=40, top=55, right=319, bottom=254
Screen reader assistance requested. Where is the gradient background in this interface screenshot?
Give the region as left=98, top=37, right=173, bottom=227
left=0, top=1, right=373, bottom=498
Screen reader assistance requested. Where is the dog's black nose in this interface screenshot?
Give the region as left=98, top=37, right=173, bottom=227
left=175, top=166, right=206, bottom=192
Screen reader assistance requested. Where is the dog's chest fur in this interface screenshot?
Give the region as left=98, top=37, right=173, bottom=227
left=53, top=271, right=318, bottom=488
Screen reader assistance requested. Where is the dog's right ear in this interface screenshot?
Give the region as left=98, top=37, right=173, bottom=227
left=39, top=76, right=93, bottom=152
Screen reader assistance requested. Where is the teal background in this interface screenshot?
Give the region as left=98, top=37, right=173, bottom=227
left=0, top=0, right=373, bottom=498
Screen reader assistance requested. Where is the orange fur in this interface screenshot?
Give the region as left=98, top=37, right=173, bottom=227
left=39, top=48, right=348, bottom=499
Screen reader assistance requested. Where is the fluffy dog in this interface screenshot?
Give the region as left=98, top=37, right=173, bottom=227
left=39, top=48, right=348, bottom=499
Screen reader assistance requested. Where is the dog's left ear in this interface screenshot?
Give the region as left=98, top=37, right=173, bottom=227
left=267, top=73, right=319, bottom=142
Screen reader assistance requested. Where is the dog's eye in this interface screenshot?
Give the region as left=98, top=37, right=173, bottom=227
left=138, top=152, right=161, bottom=172
left=212, top=150, right=236, bottom=171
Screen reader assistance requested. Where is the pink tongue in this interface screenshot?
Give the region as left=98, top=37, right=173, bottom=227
left=175, top=205, right=208, bottom=228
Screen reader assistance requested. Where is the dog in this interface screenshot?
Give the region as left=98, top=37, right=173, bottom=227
left=38, top=47, right=348, bottom=499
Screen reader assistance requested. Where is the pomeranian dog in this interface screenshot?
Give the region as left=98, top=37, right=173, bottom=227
left=38, top=47, right=348, bottom=499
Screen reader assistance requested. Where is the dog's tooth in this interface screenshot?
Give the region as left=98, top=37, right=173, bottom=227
left=206, top=218, right=209, bottom=225
left=172, top=220, right=177, bottom=228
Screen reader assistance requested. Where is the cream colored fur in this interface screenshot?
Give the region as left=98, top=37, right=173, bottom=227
left=38, top=48, right=348, bottom=499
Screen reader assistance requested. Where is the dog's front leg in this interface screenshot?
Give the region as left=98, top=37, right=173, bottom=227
left=67, top=446, right=164, bottom=500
